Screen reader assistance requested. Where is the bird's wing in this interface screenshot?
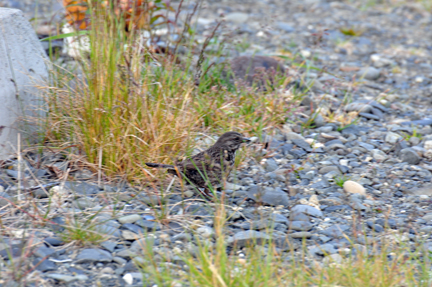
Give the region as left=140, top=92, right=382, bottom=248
left=181, top=151, right=232, bottom=173
left=181, top=153, right=217, bottom=171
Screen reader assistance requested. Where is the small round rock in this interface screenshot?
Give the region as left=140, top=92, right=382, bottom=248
left=343, top=180, right=366, bottom=196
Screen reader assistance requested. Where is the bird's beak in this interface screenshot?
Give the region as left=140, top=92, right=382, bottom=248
left=242, top=137, right=251, bottom=143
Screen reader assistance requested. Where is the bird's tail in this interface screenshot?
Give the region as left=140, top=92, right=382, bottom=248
left=145, top=162, right=175, bottom=169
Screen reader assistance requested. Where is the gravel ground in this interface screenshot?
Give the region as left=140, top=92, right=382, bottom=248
left=1, top=0, right=432, bottom=286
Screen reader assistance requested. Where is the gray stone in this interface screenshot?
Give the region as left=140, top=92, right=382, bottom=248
left=351, top=201, right=367, bottom=211
left=233, top=219, right=269, bottom=230
left=323, top=254, right=343, bottom=264
left=366, top=221, right=384, bottom=233
left=0, top=8, right=48, bottom=160
left=94, top=224, right=120, bottom=237
left=411, top=184, right=432, bottom=196
left=73, top=198, right=96, bottom=210
left=385, top=132, right=402, bottom=144
left=289, top=232, right=312, bottom=239
left=401, top=119, right=432, bottom=126
left=135, top=219, right=160, bottom=231
left=46, top=274, right=88, bottom=283
left=224, top=12, right=249, bottom=23
left=271, top=213, right=289, bottom=224
left=289, top=221, right=313, bottom=231
left=197, top=226, right=214, bottom=238
left=122, top=223, right=144, bottom=234
left=357, top=67, right=380, bottom=80
left=130, top=237, right=158, bottom=252
left=371, top=149, right=387, bottom=162
left=75, top=248, right=113, bottom=264
left=290, top=204, right=323, bottom=218
left=101, top=241, right=117, bottom=253
left=263, top=158, right=279, bottom=172
left=44, top=237, right=64, bottom=246
left=309, top=243, right=337, bottom=256
left=33, top=257, right=57, bottom=272
left=321, top=224, right=350, bottom=238
left=118, top=214, right=141, bottom=224
left=319, top=166, right=341, bottom=175
left=247, top=186, right=289, bottom=207
left=375, top=219, right=397, bottom=229
left=359, top=112, right=380, bottom=120
left=285, top=132, right=305, bottom=141
left=228, top=230, right=270, bottom=247
left=371, top=107, right=384, bottom=119
left=344, top=102, right=372, bottom=113
left=399, top=148, right=421, bottom=165
left=64, top=181, right=100, bottom=195
left=358, top=142, right=374, bottom=151
left=276, top=22, right=295, bottom=32
left=0, top=192, right=11, bottom=207
left=34, top=246, right=55, bottom=258
left=291, top=139, right=312, bottom=152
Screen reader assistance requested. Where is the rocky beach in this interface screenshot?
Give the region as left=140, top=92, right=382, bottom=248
left=0, top=0, right=432, bottom=286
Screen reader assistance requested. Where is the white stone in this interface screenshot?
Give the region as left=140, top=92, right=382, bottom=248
left=61, top=23, right=90, bottom=58
left=0, top=8, right=48, bottom=160
left=122, top=230, right=138, bottom=240
left=424, top=140, right=432, bottom=150
left=415, top=76, right=424, bottom=83
left=197, top=226, right=214, bottom=238
left=371, top=149, right=387, bottom=162
left=225, top=182, right=243, bottom=191
left=343, top=180, right=366, bottom=196
left=385, top=132, right=402, bottom=144
left=300, top=49, right=311, bottom=58
left=323, top=253, right=343, bottom=264
left=224, top=12, right=249, bottom=23
left=123, top=273, right=134, bottom=285
left=118, top=214, right=141, bottom=224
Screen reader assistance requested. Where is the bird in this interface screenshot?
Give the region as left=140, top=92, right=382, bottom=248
left=145, top=131, right=251, bottom=198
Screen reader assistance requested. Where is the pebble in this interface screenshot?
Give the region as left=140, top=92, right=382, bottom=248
left=291, top=205, right=323, bottom=218
left=46, top=274, right=88, bottom=283
left=321, top=224, right=350, bottom=238
left=424, top=140, right=432, bottom=150
left=399, top=148, right=421, bottom=165
left=359, top=112, right=380, bottom=120
left=228, top=231, right=270, bottom=247
left=0, top=192, right=11, bottom=207
left=75, top=248, right=113, bottom=264
left=247, top=186, right=290, bottom=207
left=276, top=22, right=295, bottom=32
left=118, top=214, right=141, bottom=224
left=289, top=221, right=313, bottom=231
left=224, top=12, right=249, bottom=23
left=263, top=158, right=279, bottom=172
left=343, top=181, right=366, bottom=196
left=385, top=132, right=402, bottom=144
left=289, top=232, right=312, bottom=239
left=357, top=67, right=380, bottom=80
left=309, top=243, right=337, bottom=256
left=344, top=102, right=372, bottom=113
left=197, top=226, right=215, bottom=238
left=371, top=149, right=387, bottom=161
left=2, top=1, right=432, bottom=284
left=323, top=254, right=343, bottom=264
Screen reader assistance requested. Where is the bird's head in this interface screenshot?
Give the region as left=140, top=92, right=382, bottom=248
left=214, top=131, right=251, bottom=151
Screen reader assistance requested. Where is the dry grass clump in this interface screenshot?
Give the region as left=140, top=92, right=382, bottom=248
left=41, top=1, right=301, bottom=182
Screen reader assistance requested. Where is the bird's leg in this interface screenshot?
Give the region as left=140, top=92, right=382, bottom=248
left=199, top=188, right=213, bottom=199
